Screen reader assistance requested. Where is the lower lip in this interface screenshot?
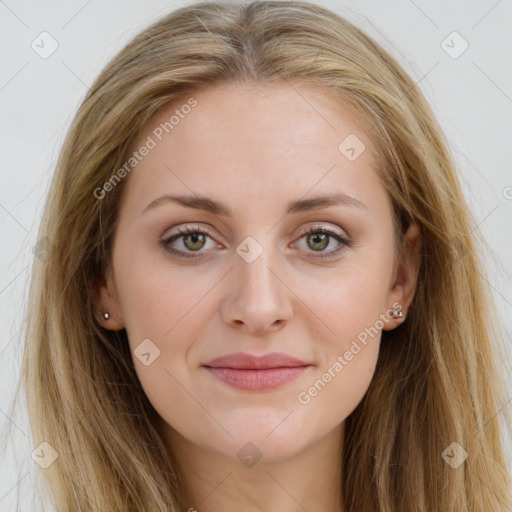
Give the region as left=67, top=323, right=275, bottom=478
left=204, top=366, right=310, bottom=391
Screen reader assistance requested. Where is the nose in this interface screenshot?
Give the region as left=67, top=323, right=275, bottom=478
left=220, top=245, right=293, bottom=335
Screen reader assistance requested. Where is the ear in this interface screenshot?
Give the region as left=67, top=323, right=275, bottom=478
left=93, top=265, right=125, bottom=331
left=382, top=223, right=422, bottom=331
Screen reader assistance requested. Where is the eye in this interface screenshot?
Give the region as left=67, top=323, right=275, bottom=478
left=160, top=224, right=351, bottom=260
left=294, top=225, right=350, bottom=260
left=160, top=225, right=219, bottom=259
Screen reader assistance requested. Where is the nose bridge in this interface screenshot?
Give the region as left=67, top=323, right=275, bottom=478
left=220, top=231, right=293, bottom=331
left=235, top=234, right=282, bottom=302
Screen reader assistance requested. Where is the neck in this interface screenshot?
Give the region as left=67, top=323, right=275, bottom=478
left=164, top=422, right=345, bottom=512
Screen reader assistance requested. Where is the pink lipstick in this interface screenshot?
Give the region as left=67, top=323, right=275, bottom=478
left=202, top=352, right=312, bottom=391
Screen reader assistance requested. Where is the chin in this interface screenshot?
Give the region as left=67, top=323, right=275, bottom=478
left=209, top=418, right=317, bottom=464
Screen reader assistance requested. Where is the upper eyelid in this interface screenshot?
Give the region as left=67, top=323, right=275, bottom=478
left=163, top=223, right=347, bottom=242
left=163, top=224, right=348, bottom=249
left=161, top=224, right=350, bottom=262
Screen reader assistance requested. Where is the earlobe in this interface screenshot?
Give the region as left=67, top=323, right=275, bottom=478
left=383, top=223, right=422, bottom=331
left=93, top=270, right=125, bottom=331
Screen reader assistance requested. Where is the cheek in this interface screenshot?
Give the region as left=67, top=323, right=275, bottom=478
left=293, top=258, right=394, bottom=348
left=117, top=266, right=217, bottom=439
left=292, top=347, right=379, bottom=452
left=289, top=255, right=392, bottom=420
left=113, top=249, right=220, bottom=400
left=295, top=275, right=384, bottom=400
left=114, top=240, right=216, bottom=345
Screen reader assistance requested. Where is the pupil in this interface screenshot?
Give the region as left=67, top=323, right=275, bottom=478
left=185, top=233, right=205, bottom=250
left=309, top=233, right=328, bottom=251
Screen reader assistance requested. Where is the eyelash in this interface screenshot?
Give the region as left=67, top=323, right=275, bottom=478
left=160, top=225, right=351, bottom=261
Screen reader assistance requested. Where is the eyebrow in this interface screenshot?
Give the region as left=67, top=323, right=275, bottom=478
left=141, top=192, right=366, bottom=217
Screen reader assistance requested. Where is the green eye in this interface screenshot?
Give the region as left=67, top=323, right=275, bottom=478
left=161, top=225, right=350, bottom=260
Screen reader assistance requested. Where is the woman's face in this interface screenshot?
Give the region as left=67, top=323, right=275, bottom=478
left=97, top=81, right=419, bottom=463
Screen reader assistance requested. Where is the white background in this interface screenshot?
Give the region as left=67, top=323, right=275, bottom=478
left=1, top=0, right=511, bottom=510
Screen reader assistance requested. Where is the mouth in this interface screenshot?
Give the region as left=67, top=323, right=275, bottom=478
left=201, top=352, right=313, bottom=391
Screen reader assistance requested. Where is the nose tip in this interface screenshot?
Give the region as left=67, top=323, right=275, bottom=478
left=220, top=251, right=293, bottom=334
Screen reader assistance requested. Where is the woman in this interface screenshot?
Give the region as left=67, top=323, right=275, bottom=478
left=18, top=1, right=511, bottom=510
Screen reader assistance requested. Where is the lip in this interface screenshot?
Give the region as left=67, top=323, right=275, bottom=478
left=203, top=352, right=310, bottom=369
left=202, top=352, right=312, bottom=391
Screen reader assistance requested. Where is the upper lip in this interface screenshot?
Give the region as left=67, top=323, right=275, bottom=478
left=202, top=352, right=311, bottom=370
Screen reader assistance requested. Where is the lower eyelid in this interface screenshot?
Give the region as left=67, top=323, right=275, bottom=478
left=162, top=231, right=217, bottom=254
left=162, top=227, right=349, bottom=258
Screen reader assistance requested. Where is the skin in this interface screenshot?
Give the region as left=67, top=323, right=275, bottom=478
left=96, top=81, right=421, bottom=512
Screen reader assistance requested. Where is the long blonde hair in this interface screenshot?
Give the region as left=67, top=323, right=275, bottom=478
left=14, top=0, right=511, bottom=510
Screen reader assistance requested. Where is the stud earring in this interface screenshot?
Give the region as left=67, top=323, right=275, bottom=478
left=103, top=312, right=110, bottom=320
left=392, top=308, right=405, bottom=319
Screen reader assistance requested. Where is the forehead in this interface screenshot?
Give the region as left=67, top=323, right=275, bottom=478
left=119, top=81, right=385, bottom=219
